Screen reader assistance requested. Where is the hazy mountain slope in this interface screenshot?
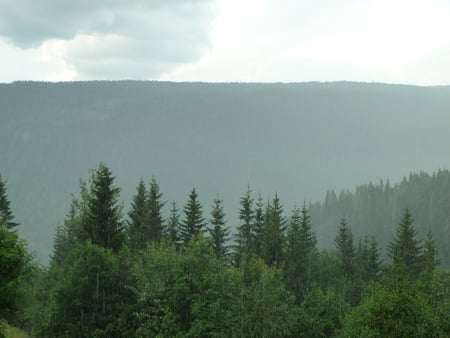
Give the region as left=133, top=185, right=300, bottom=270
left=1, top=81, right=450, bottom=262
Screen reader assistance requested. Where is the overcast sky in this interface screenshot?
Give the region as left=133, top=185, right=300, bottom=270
left=1, top=0, right=450, bottom=85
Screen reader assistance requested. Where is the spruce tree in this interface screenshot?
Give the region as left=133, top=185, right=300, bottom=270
left=335, top=217, right=355, bottom=279
left=166, top=201, right=180, bottom=246
left=81, top=163, right=124, bottom=252
left=235, top=187, right=255, bottom=261
left=263, top=193, right=286, bottom=266
left=0, top=175, right=18, bottom=230
left=355, top=235, right=380, bottom=283
left=208, top=195, right=229, bottom=257
left=387, top=208, right=422, bottom=279
left=253, top=194, right=265, bottom=258
left=127, top=179, right=149, bottom=251
left=180, top=188, right=206, bottom=246
left=421, top=230, right=440, bottom=280
left=147, top=177, right=165, bottom=243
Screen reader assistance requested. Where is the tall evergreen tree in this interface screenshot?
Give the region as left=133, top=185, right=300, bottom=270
left=208, top=195, right=229, bottom=258
left=166, top=201, right=180, bottom=246
left=387, top=208, right=422, bottom=279
left=421, top=230, right=440, bottom=280
left=263, top=194, right=286, bottom=266
left=253, top=193, right=265, bottom=258
left=81, top=163, right=124, bottom=252
left=0, top=175, right=18, bottom=230
left=285, top=203, right=317, bottom=300
left=335, top=217, right=355, bottom=279
left=234, top=187, right=255, bottom=262
left=127, top=179, right=149, bottom=251
left=180, top=188, right=206, bottom=246
left=147, top=177, right=165, bottom=243
left=355, top=235, right=380, bottom=283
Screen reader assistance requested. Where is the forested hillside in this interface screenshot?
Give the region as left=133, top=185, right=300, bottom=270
left=1, top=81, right=450, bottom=262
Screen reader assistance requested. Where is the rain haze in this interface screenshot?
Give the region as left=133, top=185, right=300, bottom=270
left=1, top=0, right=450, bottom=84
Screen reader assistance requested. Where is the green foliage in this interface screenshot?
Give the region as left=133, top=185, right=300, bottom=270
left=0, top=176, right=18, bottom=230
left=0, top=221, right=31, bottom=325
left=147, top=177, right=166, bottom=243
left=335, top=217, right=355, bottom=279
left=179, top=188, right=206, bottom=247
left=208, top=196, right=230, bottom=258
left=387, top=208, right=422, bottom=279
left=166, top=201, right=180, bottom=246
left=263, top=194, right=286, bottom=267
left=80, top=163, right=125, bottom=252
left=342, top=278, right=450, bottom=337
left=234, top=187, right=255, bottom=265
left=127, top=179, right=148, bottom=250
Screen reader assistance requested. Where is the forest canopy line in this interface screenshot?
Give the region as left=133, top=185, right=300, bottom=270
left=2, top=81, right=450, bottom=263
left=1, top=163, right=449, bottom=337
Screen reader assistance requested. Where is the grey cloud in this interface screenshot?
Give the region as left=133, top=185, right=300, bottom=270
left=0, top=0, right=217, bottom=79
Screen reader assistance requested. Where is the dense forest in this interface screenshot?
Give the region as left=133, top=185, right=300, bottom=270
left=2, top=81, right=450, bottom=263
left=1, top=164, right=449, bottom=337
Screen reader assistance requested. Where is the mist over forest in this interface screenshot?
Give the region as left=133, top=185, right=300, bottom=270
left=1, top=80, right=450, bottom=263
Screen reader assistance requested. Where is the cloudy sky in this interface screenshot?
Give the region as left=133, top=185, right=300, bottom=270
left=1, top=0, right=450, bottom=84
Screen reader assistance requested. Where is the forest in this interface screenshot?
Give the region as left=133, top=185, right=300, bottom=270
left=1, top=163, right=449, bottom=337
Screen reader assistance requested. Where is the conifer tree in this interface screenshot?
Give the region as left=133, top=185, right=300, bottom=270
left=147, top=177, right=165, bottom=243
left=421, top=230, right=440, bottom=280
left=335, top=217, right=355, bottom=279
left=263, top=193, right=286, bottom=266
left=355, top=235, right=380, bottom=283
left=81, top=163, right=124, bottom=252
left=0, top=175, right=18, bottom=230
left=235, top=187, right=255, bottom=261
left=127, top=179, right=149, bottom=250
left=180, top=188, right=206, bottom=246
left=166, top=201, right=180, bottom=246
left=253, top=194, right=265, bottom=258
left=208, top=195, right=229, bottom=257
left=387, top=208, right=422, bottom=279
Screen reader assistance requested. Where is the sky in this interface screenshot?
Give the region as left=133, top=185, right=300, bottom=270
left=1, top=0, right=450, bottom=85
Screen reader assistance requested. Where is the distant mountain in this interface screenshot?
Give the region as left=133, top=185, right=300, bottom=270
left=1, top=81, right=450, bottom=263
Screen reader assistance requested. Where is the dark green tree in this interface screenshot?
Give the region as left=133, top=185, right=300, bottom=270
left=166, top=201, right=180, bottom=246
left=0, top=175, right=18, bottom=230
left=388, top=208, right=422, bottom=279
left=0, top=220, right=30, bottom=333
left=263, top=194, right=286, bottom=267
left=147, top=177, right=165, bottom=243
left=285, top=203, right=317, bottom=301
left=355, top=235, right=381, bottom=283
left=51, top=199, right=81, bottom=266
left=234, top=187, right=255, bottom=263
left=421, top=230, right=440, bottom=281
left=179, top=188, right=206, bottom=246
left=253, top=194, right=265, bottom=258
left=81, top=163, right=124, bottom=252
left=208, top=195, right=230, bottom=258
left=127, top=179, right=148, bottom=251
left=335, top=217, right=355, bottom=279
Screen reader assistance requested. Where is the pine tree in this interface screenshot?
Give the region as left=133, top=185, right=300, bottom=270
left=387, top=208, right=422, bottom=279
left=81, top=163, right=124, bottom=252
left=285, top=203, right=317, bottom=300
left=263, top=193, right=286, bottom=266
left=355, top=235, right=380, bottom=283
left=335, top=217, right=355, bottom=279
left=127, top=179, right=149, bottom=250
left=166, top=201, right=180, bottom=246
left=147, top=177, right=165, bottom=243
left=234, top=187, right=255, bottom=261
left=180, top=188, right=206, bottom=246
left=253, top=194, right=265, bottom=258
left=0, top=175, right=18, bottom=230
left=208, top=195, right=229, bottom=257
left=421, top=230, right=440, bottom=280
left=52, top=199, right=81, bottom=265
